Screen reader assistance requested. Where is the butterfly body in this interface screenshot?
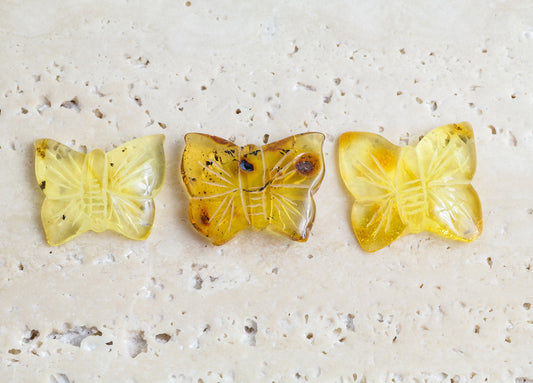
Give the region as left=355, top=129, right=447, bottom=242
left=339, top=122, right=482, bottom=252
left=182, top=133, right=325, bottom=245
left=35, top=135, right=165, bottom=245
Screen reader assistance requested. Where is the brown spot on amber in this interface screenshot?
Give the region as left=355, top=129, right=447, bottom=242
left=39, top=180, right=46, bottom=190
left=294, top=154, right=318, bottom=176
left=200, top=208, right=210, bottom=225
left=36, top=144, right=47, bottom=159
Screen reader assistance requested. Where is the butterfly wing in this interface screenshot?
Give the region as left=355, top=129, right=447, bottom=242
left=34, top=139, right=89, bottom=245
left=262, top=133, right=325, bottom=241
left=105, top=135, right=165, bottom=240
left=181, top=134, right=248, bottom=245
left=338, top=132, right=406, bottom=252
left=416, top=122, right=482, bottom=241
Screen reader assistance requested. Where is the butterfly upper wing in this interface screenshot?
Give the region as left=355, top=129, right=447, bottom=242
left=416, top=122, right=482, bottom=241
left=338, top=132, right=406, bottom=252
left=105, top=135, right=165, bottom=240
left=181, top=133, right=248, bottom=245
left=34, top=139, right=89, bottom=245
left=262, top=133, right=325, bottom=241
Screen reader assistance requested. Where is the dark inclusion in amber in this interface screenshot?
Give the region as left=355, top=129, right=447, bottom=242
left=339, top=122, right=482, bottom=252
left=181, top=132, right=325, bottom=245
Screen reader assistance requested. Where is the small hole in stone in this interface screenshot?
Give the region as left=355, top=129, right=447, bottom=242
left=37, top=97, right=51, bottom=114
left=416, top=97, right=423, bottom=104
left=263, top=134, right=269, bottom=144
left=511, top=93, right=516, bottom=99
left=235, top=108, right=241, bottom=114
left=155, top=333, right=171, bottom=343
left=185, top=1, right=191, bottom=6
left=306, top=332, right=313, bottom=339
left=396, top=91, right=402, bottom=95
left=60, top=97, right=80, bottom=112
left=488, top=125, right=497, bottom=134
left=21, top=107, right=28, bottom=114
left=523, top=302, right=531, bottom=310
left=93, top=109, right=104, bottom=119
left=158, top=122, right=167, bottom=129
left=193, top=274, right=203, bottom=289
left=399, top=48, right=406, bottom=54
left=200, top=86, right=206, bottom=91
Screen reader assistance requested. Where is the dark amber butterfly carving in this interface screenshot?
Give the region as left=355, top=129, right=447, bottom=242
left=181, top=133, right=325, bottom=245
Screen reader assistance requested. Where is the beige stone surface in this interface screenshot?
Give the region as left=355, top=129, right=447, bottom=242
left=0, top=0, right=532, bottom=382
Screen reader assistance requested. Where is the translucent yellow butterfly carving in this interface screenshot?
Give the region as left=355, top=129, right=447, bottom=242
left=34, top=135, right=165, bottom=245
left=339, top=122, right=482, bottom=252
left=181, top=133, right=325, bottom=245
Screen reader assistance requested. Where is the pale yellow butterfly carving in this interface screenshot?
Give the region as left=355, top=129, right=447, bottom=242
left=181, top=133, right=325, bottom=245
left=34, top=135, right=165, bottom=245
left=339, top=122, right=482, bottom=252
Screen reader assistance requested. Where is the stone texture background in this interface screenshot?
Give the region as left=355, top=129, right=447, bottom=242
left=0, top=0, right=532, bottom=382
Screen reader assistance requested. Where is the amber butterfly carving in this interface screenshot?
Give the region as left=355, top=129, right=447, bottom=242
left=181, top=133, right=325, bottom=245
left=339, top=122, right=482, bottom=252
left=34, top=135, right=165, bottom=245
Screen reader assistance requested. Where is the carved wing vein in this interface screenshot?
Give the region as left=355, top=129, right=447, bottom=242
left=355, top=158, right=394, bottom=191
left=192, top=189, right=237, bottom=200
left=272, top=199, right=297, bottom=228
left=426, top=141, right=455, bottom=180
left=427, top=189, right=472, bottom=227
left=210, top=158, right=233, bottom=180
left=199, top=161, right=236, bottom=187
left=271, top=191, right=303, bottom=218
left=112, top=152, right=149, bottom=180
left=207, top=194, right=230, bottom=224
left=271, top=149, right=293, bottom=175
left=214, top=194, right=235, bottom=230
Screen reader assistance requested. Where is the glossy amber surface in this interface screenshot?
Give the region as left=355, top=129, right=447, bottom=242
left=35, top=135, right=165, bottom=245
left=181, top=133, right=325, bottom=245
left=339, top=122, right=482, bottom=252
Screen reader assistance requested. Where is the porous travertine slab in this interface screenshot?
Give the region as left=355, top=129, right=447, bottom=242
left=0, top=1, right=532, bottom=382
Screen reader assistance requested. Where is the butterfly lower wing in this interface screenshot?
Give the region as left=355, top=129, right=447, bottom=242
left=263, top=133, right=325, bottom=241
left=424, top=184, right=482, bottom=241
left=416, top=122, right=482, bottom=241
left=34, top=139, right=88, bottom=245
left=105, top=135, right=166, bottom=240
left=188, top=193, right=250, bottom=245
left=181, top=133, right=248, bottom=244
left=41, top=198, right=91, bottom=245
left=339, top=132, right=406, bottom=252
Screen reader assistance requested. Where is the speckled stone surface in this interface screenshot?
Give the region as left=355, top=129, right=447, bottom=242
left=0, top=1, right=532, bottom=382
